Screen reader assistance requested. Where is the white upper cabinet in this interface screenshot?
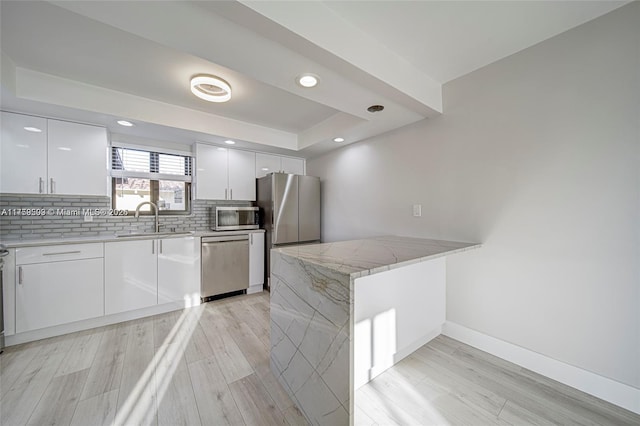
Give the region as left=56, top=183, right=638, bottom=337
left=228, top=148, right=256, bottom=201
left=0, top=112, right=108, bottom=195
left=255, top=153, right=282, bottom=178
left=0, top=112, right=48, bottom=194
left=195, top=143, right=256, bottom=200
left=48, top=119, right=108, bottom=196
left=281, top=157, right=305, bottom=175
left=195, top=143, right=228, bottom=200
left=255, top=152, right=305, bottom=178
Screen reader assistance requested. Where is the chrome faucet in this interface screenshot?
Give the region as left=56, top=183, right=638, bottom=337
left=134, top=201, right=160, bottom=233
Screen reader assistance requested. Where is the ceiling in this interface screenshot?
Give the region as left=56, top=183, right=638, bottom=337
left=0, top=1, right=627, bottom=158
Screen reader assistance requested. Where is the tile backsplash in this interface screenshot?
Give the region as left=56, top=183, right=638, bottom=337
left=0, top=194, right=252, bottom=240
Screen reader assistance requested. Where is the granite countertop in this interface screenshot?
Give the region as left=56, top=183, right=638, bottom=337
left=0, top=229, right=264, bottom=248
left=274, top=235, right=481, bottom=279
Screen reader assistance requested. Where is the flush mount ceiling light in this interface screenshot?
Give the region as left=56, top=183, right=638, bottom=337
left=191, top=75, right=232, bottom=103
left=224, top=140, right=236, bottom=145
left=116, top=120, right=134, bottom=127
left=23, top=126, right=42, bottom=133
left=333, top=137, right=345, bottom=143
left=296, top=73, right=319, bottom=88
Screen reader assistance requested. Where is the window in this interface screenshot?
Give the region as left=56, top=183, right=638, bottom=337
left=111, top=147, right=192, bottom=214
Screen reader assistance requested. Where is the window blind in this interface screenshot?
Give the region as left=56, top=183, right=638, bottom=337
left=111, top=147, right=192, bottom=182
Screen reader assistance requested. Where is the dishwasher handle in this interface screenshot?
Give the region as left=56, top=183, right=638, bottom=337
left=202, top=235, right=249, bottom=243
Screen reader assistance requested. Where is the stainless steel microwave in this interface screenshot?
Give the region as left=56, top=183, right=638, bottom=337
left=212, top=206, right=259, bottom=231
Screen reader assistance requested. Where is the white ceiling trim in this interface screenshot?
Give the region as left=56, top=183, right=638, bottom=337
left=239, top=0, right=443, bottom=113
left=13, top=66, right=299, bottom=150
left=47, top=0, right=430, bottom=150
left=49, top=1, right=405, bottom=121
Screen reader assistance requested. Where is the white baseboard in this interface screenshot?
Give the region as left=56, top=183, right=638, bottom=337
left=5, top=300, right=198, bottom=346
left=356, top=325, right=442, bottom=389
left=442, top=321, right=640, bottom=415
left=247, top=285, right=264, bottom=295
left=393, top=325, right=442, bottom=365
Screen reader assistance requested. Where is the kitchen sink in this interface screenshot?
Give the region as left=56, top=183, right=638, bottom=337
left=115, top=231, right=194, bottom=238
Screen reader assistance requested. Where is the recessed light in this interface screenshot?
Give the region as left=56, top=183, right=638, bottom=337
left=296, top=73, right=319, bottom=88
left=23, top=126, right=42, bottom=133
left=333, top=137, right=345, bottom=143
left=57, top=147, right=72, bottom=151
left=261, top=167, right=269, bottom=171
left=191, top=75, right=232, bottom=103
left=217, top=147, right=227, bottom=152
left=117, top=120, right=134, bottom=127
left=367, top=105, right=385, bottom=113
left=224, top=140, right=236, bottom=145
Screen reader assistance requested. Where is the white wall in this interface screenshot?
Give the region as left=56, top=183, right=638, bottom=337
left=307, top=3, right=639, bottom=390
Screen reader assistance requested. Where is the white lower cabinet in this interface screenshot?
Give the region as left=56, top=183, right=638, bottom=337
left=248, top=232, right=265, bottom=294
left=105, top=237, right=199, bottom=315
left=157, top=237, right=200, bottom=306
left=15, top=244, right=104, bottom=333
left=105, top=239, right=158, bottom=315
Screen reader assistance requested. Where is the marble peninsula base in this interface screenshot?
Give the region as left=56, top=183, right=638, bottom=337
left=269, top=236, right=480, bottom=425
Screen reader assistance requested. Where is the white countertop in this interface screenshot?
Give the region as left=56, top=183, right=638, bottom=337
left=274, top=235, right=480, bottom=279
left=0, top=229, right=264, bottom=248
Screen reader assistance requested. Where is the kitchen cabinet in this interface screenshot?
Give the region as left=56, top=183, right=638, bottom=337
left=47, top=119, right=109, bottom=196
left=157, top=236, right=200, bottom=305
left=0, top=111, right=108, bottom=195
left=281, top=156, right=305, bottom=175
left=15, top=243, right=104, bottom=333
left=0, top=112, right=47, bottom=194
left=195, top=143, right=228, bottom=200
left=228, top=149, right=256, bottom=200
left=195, top=143, right=256, bottom=200
left=248, top=232, right=264, bottom=294
left=255, top=153, right=305, bottom=178
left=105, top=236, right=200, bottom=315
left=105, top=239, right=158, bottom=315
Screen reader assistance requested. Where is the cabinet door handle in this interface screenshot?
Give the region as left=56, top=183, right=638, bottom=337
left=152, top=240, right=155, bottom=254
left=42, top=250, right=81, bottom=256
left=160, top=240, right=163, bottom=254
left=50, top=178, right=55, bottom=194
left=225, top=188, right=228, bottom=200
left=18, top=266, right=23, bottom=284
left=39, top=177, right=44, bottom=194
left=250, top=233, right=253, bottom=244
left=230, top=188, right=233, bottom=200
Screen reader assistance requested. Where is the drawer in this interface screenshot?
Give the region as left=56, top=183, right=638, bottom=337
left=16, top=243, right=104, bottom=265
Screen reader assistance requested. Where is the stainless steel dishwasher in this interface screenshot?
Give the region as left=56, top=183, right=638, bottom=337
left=201, top=234, right=249, bottom=299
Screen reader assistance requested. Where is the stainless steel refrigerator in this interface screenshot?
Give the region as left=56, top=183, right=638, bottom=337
left=257, top=173, right=320, bottom=288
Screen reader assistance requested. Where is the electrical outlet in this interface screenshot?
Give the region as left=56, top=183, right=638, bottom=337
left=412, top=204, right=422, bottom=217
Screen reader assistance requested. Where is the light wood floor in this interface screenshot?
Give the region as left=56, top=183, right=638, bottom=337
left=0, top=292, right=306, bottom=426
left=1, top=292, right=638, bottom=426
left=356, top=335, right=640, bottom=426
